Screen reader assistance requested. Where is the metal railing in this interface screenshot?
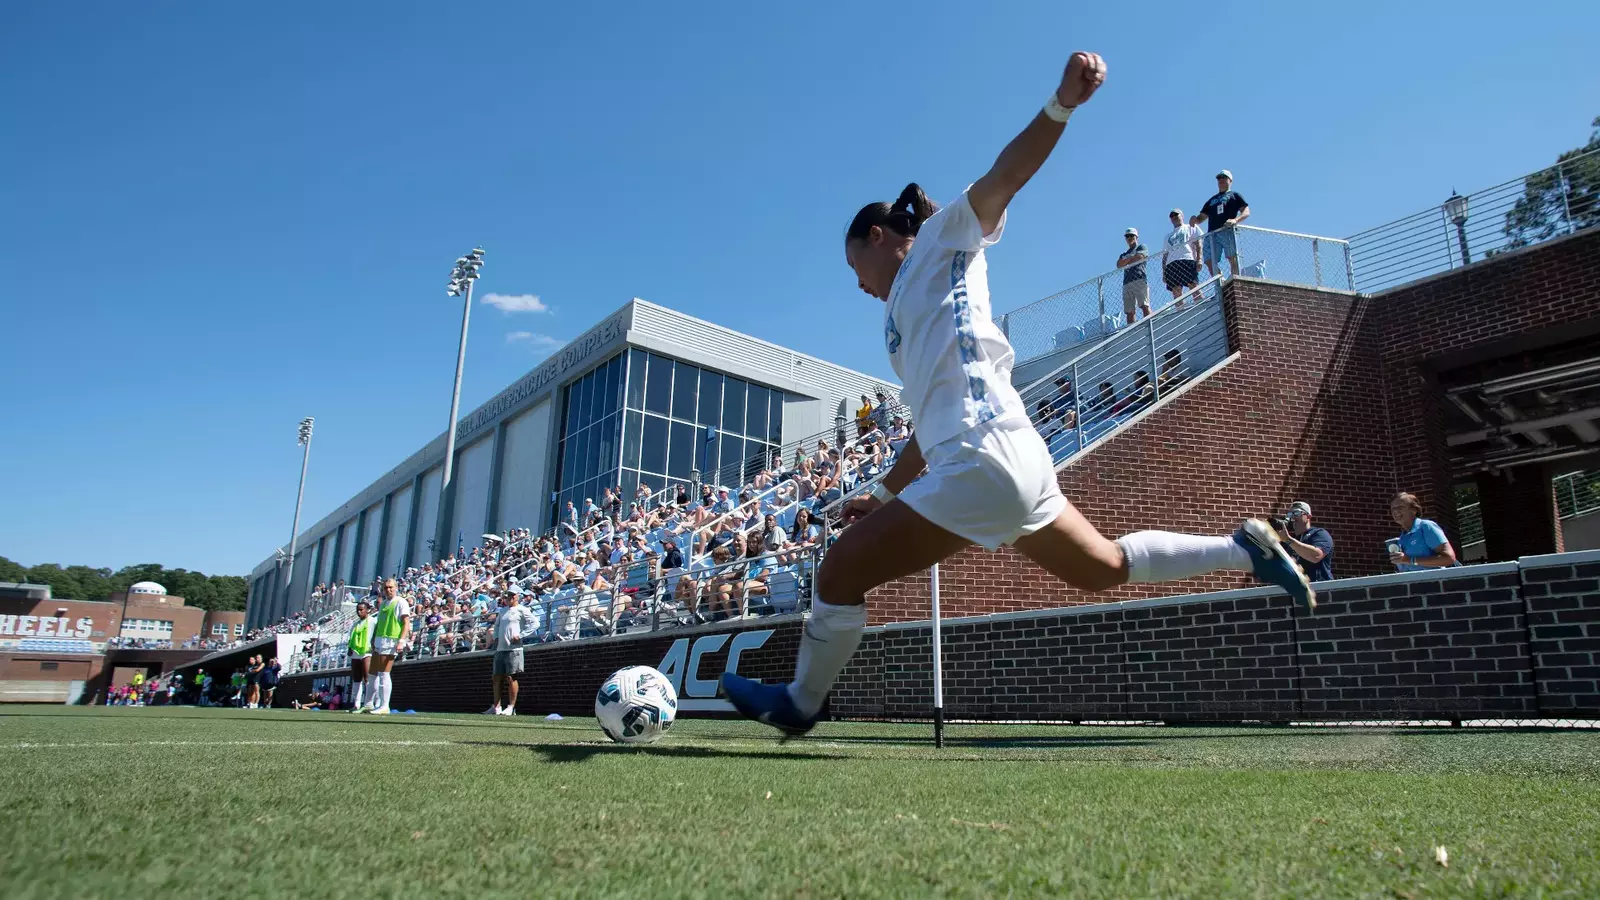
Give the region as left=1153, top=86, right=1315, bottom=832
left=1347, top=147, right=1600, bottom=294
left=288, top=547, right=817, bottom=673
left=1554, top=469, right=1600, bottom=520
left=997, top=226, right=1348, bottom=364
left=1016, top=276, right=1233, bottom=466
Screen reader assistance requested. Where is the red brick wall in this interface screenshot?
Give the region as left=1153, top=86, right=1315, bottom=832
left=868, top=280, right=1403, bottom=624
left=1372, top=229, right=1600, bottom=542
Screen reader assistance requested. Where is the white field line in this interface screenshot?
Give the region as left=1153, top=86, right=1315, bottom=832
left=3, top=739, right=456, bottom=750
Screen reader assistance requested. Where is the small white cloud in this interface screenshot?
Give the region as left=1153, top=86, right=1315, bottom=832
left=481, top=293, right=549, bottom=314
left=506, top=331, right=562, bottom=349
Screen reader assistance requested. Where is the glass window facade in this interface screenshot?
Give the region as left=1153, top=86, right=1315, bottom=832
left=550, top=348, right=785, bottom=525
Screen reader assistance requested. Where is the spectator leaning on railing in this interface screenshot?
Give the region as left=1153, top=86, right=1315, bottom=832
left=1191, top=169, right=1250, bottom=278
left=1272, top=501, right=1333, bottom=582
left=1161, top=207, right=1203, bottom=302
left=1116, top=227, right=1151, bottom=324
left=1387, top=492, right=1458, bottom=571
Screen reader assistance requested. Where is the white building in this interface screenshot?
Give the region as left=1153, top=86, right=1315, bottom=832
left=245, top=298, right=892, bottom=628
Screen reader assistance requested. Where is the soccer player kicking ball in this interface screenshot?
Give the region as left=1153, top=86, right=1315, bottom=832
left=347, top=600, right=375, bottom=713
left=721, top=51, right=1313, bottom=736
left=365, top=579, right=412, bottom=715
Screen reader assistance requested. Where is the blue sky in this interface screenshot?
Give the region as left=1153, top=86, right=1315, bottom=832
left=2, top=1, right=1596, bottom=575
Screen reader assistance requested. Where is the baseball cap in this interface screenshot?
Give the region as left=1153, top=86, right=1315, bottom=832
left=1287, top=501, right=1312, bottom=517
left=1217, top=169, right=1233, bottom=180
left=1124, top=227, right=1138, bottom=237
left=1170, top=207, right=1183, bottom=216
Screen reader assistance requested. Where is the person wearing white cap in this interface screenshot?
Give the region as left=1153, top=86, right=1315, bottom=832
left=1190, top=169, right=1250, bottom=278
left=1161, top=207, right=1204, bottom=303
left=1273, top=501, right=1333, bottom=582
left=1115, top=227, right=1151, bottom=324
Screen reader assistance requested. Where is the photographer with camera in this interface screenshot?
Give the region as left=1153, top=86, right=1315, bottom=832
left=1271, top=501, right=1333, bottom=582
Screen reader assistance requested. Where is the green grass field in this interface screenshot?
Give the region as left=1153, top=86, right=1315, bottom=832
left=2, top=708, right=1597, bottom=898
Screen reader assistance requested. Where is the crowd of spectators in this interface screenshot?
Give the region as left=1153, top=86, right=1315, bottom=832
left=287, top=398, right=910, bottom=674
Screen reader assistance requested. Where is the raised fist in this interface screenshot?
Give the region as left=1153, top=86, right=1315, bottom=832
left=1057, top=51, right=1107, bottom=108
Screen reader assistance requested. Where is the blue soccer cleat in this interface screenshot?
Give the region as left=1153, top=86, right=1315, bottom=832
left=1234, top=518, right=1317, bottom=612
left=720, top=673, right=818, bottom=737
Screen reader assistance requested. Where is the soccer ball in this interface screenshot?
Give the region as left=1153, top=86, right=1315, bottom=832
left=595, top=665, right=678, bottom=744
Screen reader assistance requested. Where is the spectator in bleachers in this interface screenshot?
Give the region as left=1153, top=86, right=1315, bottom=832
left=1162, top=208, right=1203, bottom=302
left=1112, top=371, right=1156, bottom=416
left=1388, top=492, right=1458, bottom=571
left=1088, top=381, right=1117, bottom=421
left=1116, top=227, right=1151, bottom=324
left=1158, top=349, right=1187, bottom=394
left=855, top=394, right=874, bottom=437
left=871, top=390, right=893, bottom=429
left=887, top=416, right=910, bottom=455
left=1274, top=501, right=1333, bottom=582
left=712, top=487, right=735, bottom=514
left=1191, top=170, right=1250, bottom=278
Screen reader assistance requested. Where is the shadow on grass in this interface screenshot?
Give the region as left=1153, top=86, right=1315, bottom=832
left=510, top=742, right=853, bottom=763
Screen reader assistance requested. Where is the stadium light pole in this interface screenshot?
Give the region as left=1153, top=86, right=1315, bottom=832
left=435, top=247, right=485, bottom=560
left=278, top=417, right=314, bottom=626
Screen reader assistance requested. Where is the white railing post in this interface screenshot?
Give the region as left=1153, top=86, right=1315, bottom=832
left=1556, top=158, right=1576, bottom=235
left=1312, top=237, right=1323, bottom=287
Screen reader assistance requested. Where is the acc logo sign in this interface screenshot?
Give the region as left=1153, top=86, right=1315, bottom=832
left=656, top=629, right=773, bottom=712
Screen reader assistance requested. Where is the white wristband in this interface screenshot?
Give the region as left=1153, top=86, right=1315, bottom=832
left=1043, top=94, right=1075, bottom=124
left=870, top=482, right=896, bottom=504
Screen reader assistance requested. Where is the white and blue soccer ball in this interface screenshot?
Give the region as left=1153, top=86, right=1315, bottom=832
left=595, top=665, right=678, bottom=744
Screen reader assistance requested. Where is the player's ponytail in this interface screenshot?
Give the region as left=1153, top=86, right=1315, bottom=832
left=846, top=182, right=939, bottom=242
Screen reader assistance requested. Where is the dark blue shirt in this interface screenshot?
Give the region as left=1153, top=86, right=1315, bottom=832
left=1118, top=244, right=1148, bottom=283
left=1291, top=525, right=1334, bottom=582
left=1201, top=190, right=1248, bottom=232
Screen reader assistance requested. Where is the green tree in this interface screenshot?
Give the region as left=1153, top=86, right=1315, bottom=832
left=1501, top=115, right=1600, bottom=249
left=0, top=556, right=247, bottom=611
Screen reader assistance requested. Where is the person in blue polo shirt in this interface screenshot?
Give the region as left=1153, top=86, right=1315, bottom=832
left=1190, top=169, right=1250, bottom=278
left=1388, top=492, right=1458, bottom=571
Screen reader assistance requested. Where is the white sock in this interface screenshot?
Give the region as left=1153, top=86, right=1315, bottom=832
left=377, top=672, right=392, bottom=708
left=786, top=599, right=866, bottom=718
left=351, top=682, right=364, bottom=709
left=1116, top=531, right=1251, bottom=583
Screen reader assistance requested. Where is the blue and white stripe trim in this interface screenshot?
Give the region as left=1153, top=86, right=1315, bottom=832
left=949, top=250, right=997, bottom=424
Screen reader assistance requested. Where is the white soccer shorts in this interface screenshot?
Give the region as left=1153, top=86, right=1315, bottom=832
left=897, top=417, right=1066, bottom=551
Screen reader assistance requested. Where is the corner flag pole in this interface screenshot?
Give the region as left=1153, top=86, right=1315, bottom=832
left=931, top=563, right=944, bottom=748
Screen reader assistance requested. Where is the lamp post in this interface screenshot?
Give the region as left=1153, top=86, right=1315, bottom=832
left=1444, top=190, right=1471, bottom=267
left=434, top=247, right=485, bottom=560
left=278, top=417, right=314, bottom=626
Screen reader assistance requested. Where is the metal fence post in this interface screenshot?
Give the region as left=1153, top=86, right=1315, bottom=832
left=1146, top=317, right=1159, bottom=402
left=1312, top=237, right=1323, bottom=287
left=1070, top=361, right=1082, bottom=427
left=1556, top=158, right=1576, bottom=235
left=1441, top=209, right=1456, bottom=271
left=1344, top=243, right=1355, bottom=292
left=1096, top=276, right=1105, bottom=323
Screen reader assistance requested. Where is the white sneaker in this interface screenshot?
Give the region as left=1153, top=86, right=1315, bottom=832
left=483, top=705, right=502, bottom=716
left=497, top=707, right=515, bottom=717
left=372, top=706, right=391, bottom=716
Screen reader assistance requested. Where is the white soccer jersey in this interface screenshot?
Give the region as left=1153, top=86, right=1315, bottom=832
left=883, top=189, right=1029, bottom=451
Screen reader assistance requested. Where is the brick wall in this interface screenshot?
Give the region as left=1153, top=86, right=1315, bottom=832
left=277, top=556, right=1600, bottom=724
left=1521, top=552, right=1600, bottom=716
left=869, top=229, right=1600, bottom=626
left=1372, top=229, right=1600, bottom=544
left=838, top=565, right=1545, bottom=722
left=867, top=278, right=1400, bottom=624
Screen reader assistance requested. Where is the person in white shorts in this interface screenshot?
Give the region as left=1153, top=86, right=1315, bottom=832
left=365, top=578, right=411, bottom=715
left=722, top=50, right=1314, bottom=736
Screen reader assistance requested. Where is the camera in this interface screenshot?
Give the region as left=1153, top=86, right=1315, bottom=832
left=1268, top=515, right=1289, bottom=534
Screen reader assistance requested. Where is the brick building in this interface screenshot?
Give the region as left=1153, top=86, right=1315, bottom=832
left=0, top=581, right=243, bottom=702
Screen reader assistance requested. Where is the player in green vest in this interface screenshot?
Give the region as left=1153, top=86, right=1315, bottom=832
left=347, top=600, right=375, bottom=713
left=366, top=579, right=412, bottom=715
